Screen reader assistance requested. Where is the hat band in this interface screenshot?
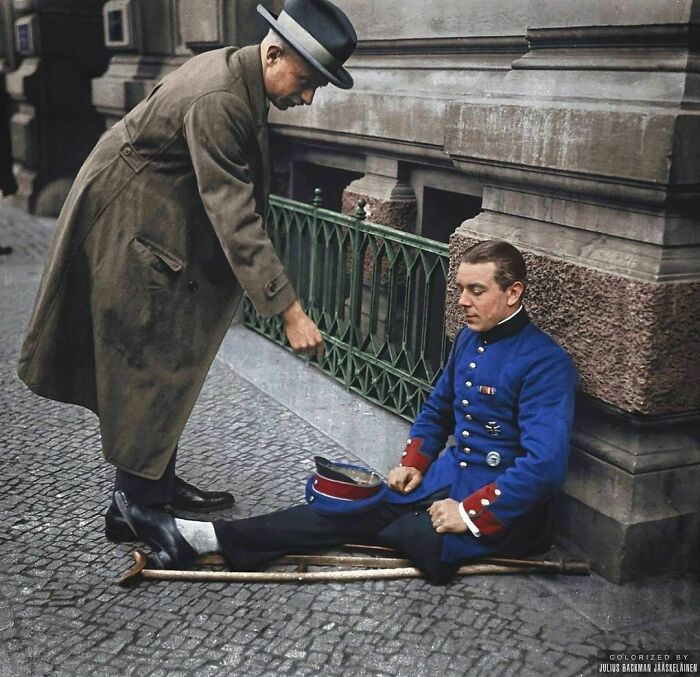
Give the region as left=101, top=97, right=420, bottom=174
left=313, top=474, right=382, bottom=500
left=276, top=11, right=340, bottom=74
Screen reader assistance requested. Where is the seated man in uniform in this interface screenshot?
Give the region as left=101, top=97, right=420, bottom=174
left=115, top=240, right=579, bottom=583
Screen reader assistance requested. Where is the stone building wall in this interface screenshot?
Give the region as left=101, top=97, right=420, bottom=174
left=92, top=0, right=283, bottom=128
left=4, top=0, right=109, bottom=214
left=0, top=0, right=18, bottom=197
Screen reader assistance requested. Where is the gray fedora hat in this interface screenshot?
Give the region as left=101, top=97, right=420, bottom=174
left=257, top=0, right=357, bottom=89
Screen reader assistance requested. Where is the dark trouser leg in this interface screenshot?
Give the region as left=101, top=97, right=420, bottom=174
left=113, top=447, right=177, bottom=506
left=214, top=502, right=407, bottom=571
left=376, top=509, right=458, bottom=584
left=213, top=490, right=458, bottom=583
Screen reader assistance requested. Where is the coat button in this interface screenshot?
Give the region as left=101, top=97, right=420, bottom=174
left=468, top=509, right=477, bottom=516
left=461, top=399, right=469, bottom=407
left=463, top=447, right=471, bottom=453
left=477, top=346, right=485, bottom=353
left=494, top=489, right=502, bottom=497
left=406, top=438, right=412, bottom=445
left=123, top=146, right=132, bottom=156
left=188, top=280, right=199, bottom=292
left=401, top=451, right=407, bottom=457
left=469, top=362, right=476, bottom=369
left=465, top=381, right=472, bottom=387
left=480, top=498, right=490, bottom=507
left=465, top=414, right=472, bottom=421
left=459, top=461, right=467, bottom=468
left=461, top=430, right=470, bottom=437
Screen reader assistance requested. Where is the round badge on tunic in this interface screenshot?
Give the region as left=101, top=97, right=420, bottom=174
left=486, top=451, right=501, bottom=467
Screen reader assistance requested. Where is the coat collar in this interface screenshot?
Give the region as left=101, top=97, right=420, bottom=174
left=231, top=44, right=271, bottom=202
left=234, top=44, right=269, bottom=129
left=479, top=306, right=530, bottom=344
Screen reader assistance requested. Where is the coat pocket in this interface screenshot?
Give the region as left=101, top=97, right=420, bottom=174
left=96, top=235, right=189, bottom=363
left=131, top=235, right=185, bottom=274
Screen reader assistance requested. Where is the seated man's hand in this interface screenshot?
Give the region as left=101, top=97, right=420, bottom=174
left=428, top=498, right=467, bottom=534
left=282, top=300, right=324, bottom=357
left=387, top=466, right=423, bottom=494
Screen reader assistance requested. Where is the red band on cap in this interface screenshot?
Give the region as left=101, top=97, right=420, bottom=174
left=313, top=475, right=383, bottom=500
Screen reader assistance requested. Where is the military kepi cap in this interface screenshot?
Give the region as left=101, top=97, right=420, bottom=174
left=257, top=0, right=357, bottom=89
left=305, top=456, right=387, bottom=514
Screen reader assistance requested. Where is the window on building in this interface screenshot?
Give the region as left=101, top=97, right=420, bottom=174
left=107, top=10, right=124, bottom=43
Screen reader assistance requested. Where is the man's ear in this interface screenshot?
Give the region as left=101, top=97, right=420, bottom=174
left=265, top=44, right=284, bottom=66
left=507, top=281, right=524, bottom=306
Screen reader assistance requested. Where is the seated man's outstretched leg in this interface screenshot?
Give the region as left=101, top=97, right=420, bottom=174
left=115, top=490, right=410, bottom=571
left=211, top=502, right=408, bottom=571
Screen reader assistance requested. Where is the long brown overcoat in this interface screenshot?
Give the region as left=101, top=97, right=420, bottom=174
left=18, top=45, right=296, bottom=479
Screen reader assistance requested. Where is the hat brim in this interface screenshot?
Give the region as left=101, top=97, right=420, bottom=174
left=257, top=5, right=354, bottom=90
left=313, top=456, right=382, bottom=486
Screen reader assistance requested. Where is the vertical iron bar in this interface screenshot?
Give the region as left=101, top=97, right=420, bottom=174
left=401, top=250, right=414, bottom=364
left=367, top=238, right=382, bottom=350
left=307, top=189, right=322, bottom=320
left=345, top=200, right=366, bottom=390
left=418, top=254, right=433, bottom=372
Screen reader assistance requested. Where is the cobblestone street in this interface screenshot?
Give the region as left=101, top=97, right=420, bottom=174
left=1, top=202, right=698, bottom=677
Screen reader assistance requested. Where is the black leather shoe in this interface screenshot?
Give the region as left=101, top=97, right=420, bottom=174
left=105, top=502, right=137, bottom=543
left=105, top=477, right=233, bottom=542
left=105, top=501, right=175, bottom=543
left=170, top=476, right=235, bottom=512
left=114, top=490, right=197, bottom=569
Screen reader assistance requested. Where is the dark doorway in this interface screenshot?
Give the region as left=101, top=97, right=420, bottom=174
left=422, top=187, right=482, bottom=243
left=291, top=161, right=362, bottom=212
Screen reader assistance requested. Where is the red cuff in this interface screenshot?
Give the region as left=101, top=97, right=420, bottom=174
left=399, top=437, right=431, bottom=473
left=462, top=482, right=507, bottom=539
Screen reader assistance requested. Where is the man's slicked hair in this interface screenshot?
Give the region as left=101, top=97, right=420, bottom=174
left=460, top=240, right=527, bottom=291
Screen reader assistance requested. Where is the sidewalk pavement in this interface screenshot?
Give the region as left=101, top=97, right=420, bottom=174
left=1, top=201, right=698, bottom=677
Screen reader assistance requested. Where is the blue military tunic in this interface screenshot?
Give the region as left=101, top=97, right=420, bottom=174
left=385, top=307, right=578, bottom=564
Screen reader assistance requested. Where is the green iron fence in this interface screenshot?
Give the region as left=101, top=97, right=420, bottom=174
left=243, top=190, right=451, bottom=422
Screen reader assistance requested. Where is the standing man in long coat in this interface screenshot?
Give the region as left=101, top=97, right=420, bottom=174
left=17, top=0, right=358, bottom=542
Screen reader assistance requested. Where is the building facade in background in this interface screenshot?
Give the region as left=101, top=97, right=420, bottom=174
left=1, top=0, right=109, bottom=213
left=1, top=0, right=698, bottom=582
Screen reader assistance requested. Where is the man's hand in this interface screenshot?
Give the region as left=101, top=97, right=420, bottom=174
left=428, top=498, right=467, bottom=534
left=387, top=466, right=423, bottom=494
left=282, top=300, right=324, bottom=357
